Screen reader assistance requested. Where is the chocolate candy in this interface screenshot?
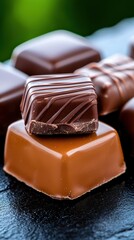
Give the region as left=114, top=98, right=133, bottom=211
left=119, top=97, right=134, bottom=158
left=129, top=36, right=134, bottom=59
left=75, top=54, right=134, bottom=116
left=21, top=74, right=98, bottom=135
left=12, top=30, right=101, bottom=75
left=4, top=120, right=126, bottom=200
left=0, top=63, right=27, bottom=135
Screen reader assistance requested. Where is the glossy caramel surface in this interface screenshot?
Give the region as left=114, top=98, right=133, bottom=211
left=4, top=120, right=126, bottom=199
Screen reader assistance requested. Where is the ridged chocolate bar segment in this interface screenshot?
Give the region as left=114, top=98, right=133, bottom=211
left=21, top=74, right=98, bottom=135
left=75, top=55, right=134, bottom=115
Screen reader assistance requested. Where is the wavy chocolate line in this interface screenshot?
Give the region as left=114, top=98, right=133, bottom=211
left=89, top=60, right=134, bottom=103
left=24, top=85, right=94, bottom=124
left=21, top=74, right=97, bottom=125
left=21, top=74, right=94, bottom=113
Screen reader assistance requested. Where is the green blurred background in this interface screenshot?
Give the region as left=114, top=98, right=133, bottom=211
left=0, top=0, right=134, bottom=61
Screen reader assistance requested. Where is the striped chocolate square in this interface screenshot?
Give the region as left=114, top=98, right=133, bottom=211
left=21, top=74, right=98, bottom=135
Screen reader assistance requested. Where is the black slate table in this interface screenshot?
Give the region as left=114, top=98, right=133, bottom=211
left=1, top=18, right=134, bottom=240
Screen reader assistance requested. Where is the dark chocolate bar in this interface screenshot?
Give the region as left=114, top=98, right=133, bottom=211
left=12, top=30, right=101, bottom=75
left=75, top=54, right=134, bottom=115
left=4, top=120, right=126, bottom=200
left=0, top=63, right=27, bottom=135
left=129, top=36, right=134, bottom=59
left=21, top=74, right=98, bottom=135
left=119, top=97, right=134, bottom=158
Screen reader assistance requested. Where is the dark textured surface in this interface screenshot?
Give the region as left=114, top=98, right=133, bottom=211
left=1, top=19, right=134, bottom=239
left=1, top=161, right=134, bottom=240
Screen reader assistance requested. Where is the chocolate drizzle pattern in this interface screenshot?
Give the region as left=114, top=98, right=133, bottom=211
left=21, top=74, right=98, bottom=135
left=76, top=55, right=134, bottom=115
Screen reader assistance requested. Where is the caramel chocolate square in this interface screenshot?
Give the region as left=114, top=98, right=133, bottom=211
left=75, top=54, right=134, bottom=115
left=21, top=74, right=98, bottom=135
left=0, top=63, right=27, bottom=135
left=12, top=30, right=101, bottom=75
left=4, top=120, right=126, bottom=200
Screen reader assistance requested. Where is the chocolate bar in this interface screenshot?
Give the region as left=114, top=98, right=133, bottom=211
left=4, top=120, right=126, bottom=200
left=12, top=30, right=101, bottom=75
left=119, top=97, right=134, bottom=158
left=75, top=54, right=134, bottom=115
left=21, top=74, right=98, bottom=135
left=129, top=36, right=134, bottom=59
left=0, top=63, right=27, bottom=135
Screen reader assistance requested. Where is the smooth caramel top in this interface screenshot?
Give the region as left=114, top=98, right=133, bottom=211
left=4, top=120, right=125, bottom=199
left=10, top=120, right=117, bottom=155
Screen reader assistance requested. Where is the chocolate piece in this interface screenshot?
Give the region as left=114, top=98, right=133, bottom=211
left=75, top=54, right=134, bottom=115
left=129, top=36, right=134, bottom=59
left=12, top=30, right=101, bottom=75
left=4, top=120, right=126, bottom=200
left=0, top=63, right=27, bottom=135
left=21, top=74, right=98, bottom=135
left=119, top=98, right=134, bottom=158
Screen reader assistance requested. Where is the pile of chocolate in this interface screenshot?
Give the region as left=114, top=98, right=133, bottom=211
left=2, top=30, right=134, bottom=199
